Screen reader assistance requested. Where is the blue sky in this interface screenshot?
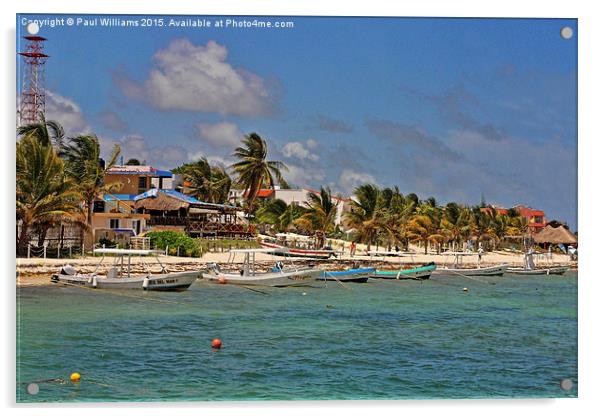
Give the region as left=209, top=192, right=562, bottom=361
left=17, top=14, right=577, bottom=228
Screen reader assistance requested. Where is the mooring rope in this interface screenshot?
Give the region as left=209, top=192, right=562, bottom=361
left=323, top=271, right=352, bottom=290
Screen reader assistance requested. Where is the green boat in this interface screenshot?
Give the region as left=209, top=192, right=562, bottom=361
left=371, top=262, right=436, bottom=280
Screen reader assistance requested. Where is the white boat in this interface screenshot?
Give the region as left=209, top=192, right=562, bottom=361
left=51, top=248, right=198, bottom=291
left=259, top=240, right=337, bottom=259
left=507, top=267, right=569, bottom=275
left=431, top=252, right=508, bottom=276
left=201, top=248, right=322, bottom=287
left=507, top=250, right=569, bottom=275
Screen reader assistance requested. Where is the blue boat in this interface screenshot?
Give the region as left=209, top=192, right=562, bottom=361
left=319, top=267, right=376, bottom=283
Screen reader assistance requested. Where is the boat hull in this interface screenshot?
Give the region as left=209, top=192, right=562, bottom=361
left=371, top=264, right=436, bottom=280
left=507, top=266, right=569, bottom=276
left=320, top=267, right=375, bottom=283
left=201, top=268, right=322, bottom=287
left=51, top=270, right=199, bottom=291
left=431, top=264, right=508, bottom=276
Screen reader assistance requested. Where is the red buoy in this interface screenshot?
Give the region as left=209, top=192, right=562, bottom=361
left=212, top=338, right=222, bottom=349
left=218, top=276, right=227, bottom=284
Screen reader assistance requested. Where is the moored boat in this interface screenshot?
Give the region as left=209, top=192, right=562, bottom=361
left=371, top=262, right=436, bottom=280
left=506, top=250, right=569, bottom=275
left=51, top=248, right=198, bottom=291
left=507, top=266, right=569, bottom=275
left=431, top=252, right=508, bottom=276
left=201, top=248, right=322, bottom=287
left=320, top=267, right=376, bottom=283
left=259, top=240, right=337, bottom=259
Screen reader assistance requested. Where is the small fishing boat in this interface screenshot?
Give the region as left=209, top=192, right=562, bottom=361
left=507, top=267, right=569, bottom=275
left=371, top=263, right=437, bottom=280
left=201, top=248, right=322, bottom=287
left=320, top=267, right=376, bottom=283
left=51, top=248, right=198, bottom=291
left=431, top=252, right=508, bottom=276
left=259, top=238, right=337, bottom=259
left=507, top=250, right=569, bottom=275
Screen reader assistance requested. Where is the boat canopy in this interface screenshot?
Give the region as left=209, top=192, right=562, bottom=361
left=93, top=248, right=163, bottom=256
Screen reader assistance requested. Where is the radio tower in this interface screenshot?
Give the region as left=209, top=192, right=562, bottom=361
left=18, top=35, right=49, bottom=126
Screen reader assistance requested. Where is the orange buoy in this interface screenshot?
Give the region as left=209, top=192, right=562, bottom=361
left=218, top=276, right=227, bottom=284
left=212, top=338, right=222, bottom=349
left=70, top=372, right=81, bottom=382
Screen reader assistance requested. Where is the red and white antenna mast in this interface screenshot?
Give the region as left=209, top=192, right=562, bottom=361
left=18, top=35, right=49, bottom=126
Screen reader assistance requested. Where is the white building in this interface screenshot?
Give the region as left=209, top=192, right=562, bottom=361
left=229, top=186, right=352, bottom=228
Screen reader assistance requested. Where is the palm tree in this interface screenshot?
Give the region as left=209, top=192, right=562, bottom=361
left=173, top=158, right=232, bottom=204
left=470, top=206, right=494, bottom=250
left=16, top=136, right=83, bottom=255
left=407, top=202, right=444, bottom=254
left=441, top=202, right=472, bottom=251
left=344, top=184, right=380, bottom=251
left=17, top=113, right=65, bottom=148
left=407, top=213, right=443, bottom=254
left=60, top=135, right=121, bottom=228
left=256, top=199, right=305, bottom=233
left=230, top=133, right=288, bottom=211
left=295, top=187, right=338, bottom=247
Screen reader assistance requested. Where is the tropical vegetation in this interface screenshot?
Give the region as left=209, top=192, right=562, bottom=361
left=16, top=116, right=537, bottom=256
left=230, top=132, right=288, bottom=211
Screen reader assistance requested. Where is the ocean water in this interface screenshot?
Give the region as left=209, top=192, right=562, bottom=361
left=16, top=272, right=577, bottom=402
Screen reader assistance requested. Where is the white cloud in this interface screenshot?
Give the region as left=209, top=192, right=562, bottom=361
left=306, top=138, right=318, bottom=149
left=338, top=169, right=377, bottom=193
left=281, top=140, right=319, bottom=161
left=99, top=134, right=187, bottom=170
left=196, top=121, right=242, bottom=148
left=116, top=39, right=276, bottom=116
left=187, top=152, right=235, bottom=168
left=45, top=91, right=89, bottom=136
left=284, top=164, right=326, bottom=187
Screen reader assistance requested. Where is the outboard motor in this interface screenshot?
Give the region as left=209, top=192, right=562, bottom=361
left=60, top=264, right=77, bottom=275
left=207, top=263, right=221, bottom=275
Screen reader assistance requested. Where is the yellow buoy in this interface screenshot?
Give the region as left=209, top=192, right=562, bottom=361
left=70, top=372, right=81, bottom=382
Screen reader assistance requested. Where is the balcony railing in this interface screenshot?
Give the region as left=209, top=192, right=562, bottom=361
left=146, top=216, right=255, bottom=236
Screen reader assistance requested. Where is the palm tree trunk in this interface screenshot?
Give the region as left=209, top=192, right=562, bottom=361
left=37, top=224, right=49, bottom=247
left=18, top=221, right=29, bottom=256
left=424, top=239, right=428, bottom=255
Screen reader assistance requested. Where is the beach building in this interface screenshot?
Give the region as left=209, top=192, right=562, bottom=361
left=533, top=221, right=577, bottom=247
left=483, top=204, right=547, bottom=234
left=91, top=165, right=173, bottom=244
left=134, top=189, right=253, bottom=238
left=228, top=187, right=352, bottom=227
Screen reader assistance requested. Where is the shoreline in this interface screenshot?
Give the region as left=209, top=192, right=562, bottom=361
left=15, top=251, right=578, bottom=287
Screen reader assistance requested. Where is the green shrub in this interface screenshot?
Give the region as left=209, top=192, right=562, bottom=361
left=146, top=231, right=201, bottom=257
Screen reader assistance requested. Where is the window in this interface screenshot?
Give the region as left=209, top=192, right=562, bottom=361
left=110, top=219, right=120, bottom=229
left=93, top=200, right=105, bottom=212
left=138, top=176, right=147, bottom=190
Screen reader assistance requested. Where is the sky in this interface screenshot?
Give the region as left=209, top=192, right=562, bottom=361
left=16, top=14, right=578, bottom=228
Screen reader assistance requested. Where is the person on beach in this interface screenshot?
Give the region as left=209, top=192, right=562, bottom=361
left=350, top=241, right=356, bottom=257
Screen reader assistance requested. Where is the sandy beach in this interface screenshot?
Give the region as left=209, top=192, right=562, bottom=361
left=15, top=245, right=577, bottom=287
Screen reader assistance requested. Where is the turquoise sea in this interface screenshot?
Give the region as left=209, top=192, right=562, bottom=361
left=16, top=272, right=577, bottom=402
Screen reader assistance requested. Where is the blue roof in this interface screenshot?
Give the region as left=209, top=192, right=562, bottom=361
left=103, top=194, right=137, bottom=201
left=134, top=189, right=238, bottom=210
left=156, top=170, right=173, bottom=178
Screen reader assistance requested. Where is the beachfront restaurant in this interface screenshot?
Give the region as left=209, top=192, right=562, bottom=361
left=134, top=189, right=254, bottom=238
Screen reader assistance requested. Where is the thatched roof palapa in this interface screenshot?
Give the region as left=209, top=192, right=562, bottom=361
left=533, top=223, right=577, bottom=245
left=135, top=190, right=190, bottom=211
